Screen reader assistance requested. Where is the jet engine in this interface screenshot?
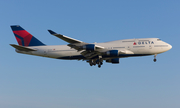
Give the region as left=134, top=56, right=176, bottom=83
left=83, top=44, right=95, bottom=51
left=106, top=50, right=119, bottom=56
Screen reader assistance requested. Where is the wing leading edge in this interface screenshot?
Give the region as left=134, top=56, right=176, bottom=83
left=48, top=30, right=83, bottom=44
left=48, top=30, right=105, bottom=51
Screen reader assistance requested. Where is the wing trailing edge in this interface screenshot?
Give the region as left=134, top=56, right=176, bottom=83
left=48, top=30, right=105, bottom=51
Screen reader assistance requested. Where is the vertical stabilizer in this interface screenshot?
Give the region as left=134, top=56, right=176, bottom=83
left=11, top=25, right=45, bottom=46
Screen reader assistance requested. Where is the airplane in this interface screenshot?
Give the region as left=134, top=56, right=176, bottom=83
left=10, top=25, right=172, bottom=68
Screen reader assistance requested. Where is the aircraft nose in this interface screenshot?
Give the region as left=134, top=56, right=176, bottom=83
left=168, top=44, right=172, bottom=50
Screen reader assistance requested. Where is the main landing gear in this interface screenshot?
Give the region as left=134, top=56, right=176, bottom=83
left=97, top=56, right=103, bottom=68
left=89, top=60, right=96, bottom=66
left=153, top=54, right=157, bottom=62
left=97, top=61, right=103, bottom=68
left=89, top=58, right=103, bottom=68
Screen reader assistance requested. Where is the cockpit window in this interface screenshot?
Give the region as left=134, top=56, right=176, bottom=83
left=157, top=39, right=161, bottom=41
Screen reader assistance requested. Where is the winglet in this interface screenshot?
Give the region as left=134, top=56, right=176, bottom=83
left=48, top=30, right=57, bottom=35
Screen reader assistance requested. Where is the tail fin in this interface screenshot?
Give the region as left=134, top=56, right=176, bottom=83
left=11, top=25, right=45, bottom=46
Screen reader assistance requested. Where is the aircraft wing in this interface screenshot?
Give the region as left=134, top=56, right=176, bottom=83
left=48, top=30, right=133, bottom=59
left=48, top=30, right=83, bottom=43
left=10, top=44, right=37, bottom=51
left=48, top=30, right=104, bottom=51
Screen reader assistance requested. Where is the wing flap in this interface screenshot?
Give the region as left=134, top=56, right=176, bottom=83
left=10, top=44, right=37, bottom=51
left=81, top=51, right=100, bottom=59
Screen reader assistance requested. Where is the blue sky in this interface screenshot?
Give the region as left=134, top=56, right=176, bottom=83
left=0, top=0, right=180, bottom=108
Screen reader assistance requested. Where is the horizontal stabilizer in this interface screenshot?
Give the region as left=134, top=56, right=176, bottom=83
left=10, top=44, right=37, bottom=51
left=48, top=30, right=83, bottom=43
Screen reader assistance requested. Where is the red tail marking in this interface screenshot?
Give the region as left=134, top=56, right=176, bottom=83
left=13, top=30, right=33, bottom=46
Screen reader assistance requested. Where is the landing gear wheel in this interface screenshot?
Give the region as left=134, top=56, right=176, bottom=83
left=89, top=62, right=93, bottom=66
left=98, top=65, right=101, bottom=68
left=153, top=59, right=157, bottom=62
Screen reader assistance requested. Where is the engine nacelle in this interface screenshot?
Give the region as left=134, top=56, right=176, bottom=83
left=83, top=44, right=95, bottom=51
left=106, top=50, right=119, bottom=56
left=106, top=58, right=120, bottom=64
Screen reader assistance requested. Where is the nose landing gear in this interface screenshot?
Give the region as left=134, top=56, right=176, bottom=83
left=153, top=54, right=157, bottom=62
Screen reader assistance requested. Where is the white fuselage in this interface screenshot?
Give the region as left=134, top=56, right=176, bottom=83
left=16, top=38, right=172, bottom=60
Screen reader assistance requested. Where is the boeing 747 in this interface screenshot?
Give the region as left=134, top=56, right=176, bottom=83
left=10, top=25, right=172, bottom=68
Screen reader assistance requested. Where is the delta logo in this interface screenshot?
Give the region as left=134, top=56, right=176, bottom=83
left=133, top=41, right=154, bottom=45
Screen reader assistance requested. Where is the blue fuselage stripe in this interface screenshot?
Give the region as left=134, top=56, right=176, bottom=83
left=57, top=54, right=151, bottom=60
